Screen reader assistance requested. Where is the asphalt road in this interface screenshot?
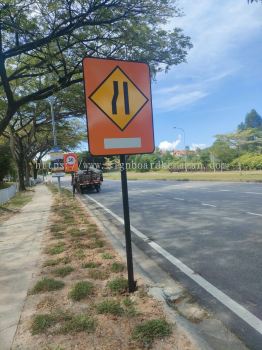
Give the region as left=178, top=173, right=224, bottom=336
left=62, top=178, right=262, bottom=349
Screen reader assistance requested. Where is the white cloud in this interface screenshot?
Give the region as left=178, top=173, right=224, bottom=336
left=159, top=137, right=181, bottom=151
left=153, top=0, right=262, bottom=111
left=190, top=143, right=207, bottom=151
left=157, top=90, right=208, bottom=111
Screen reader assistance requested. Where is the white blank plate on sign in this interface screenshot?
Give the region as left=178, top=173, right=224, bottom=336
left=104, top=138, right=141, bottom=149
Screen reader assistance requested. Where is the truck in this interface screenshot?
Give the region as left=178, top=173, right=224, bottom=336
left=74, top=167, right=103, bottom=194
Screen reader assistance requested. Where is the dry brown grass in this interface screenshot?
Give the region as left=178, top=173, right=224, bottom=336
left=12, top=185, right=197, bottom=350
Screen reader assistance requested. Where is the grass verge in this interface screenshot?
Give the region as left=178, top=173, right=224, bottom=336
left=69, top=281, right=94, bottom=301
left=104, top=170, right=262, bottom=182
left=31, top=278, right=64, bottom=294
left=0, top=190, right=34, bottom=223
left=13, top=185, right=178, bottom=350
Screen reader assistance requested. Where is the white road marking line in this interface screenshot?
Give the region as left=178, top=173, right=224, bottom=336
left=219, top=190, right=231, bottom=192
left=244, top=192, right=262, bottom=195
left=201, top=203, right=217, bottom=207
left=174, top=197, right=185, bottom=201
left=85, top=194, right=262, bottom=335
left=246, top=212, right=262, bottom=217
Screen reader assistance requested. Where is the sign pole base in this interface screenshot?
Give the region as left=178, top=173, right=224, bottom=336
left=120, top=154, right=136, bottom=293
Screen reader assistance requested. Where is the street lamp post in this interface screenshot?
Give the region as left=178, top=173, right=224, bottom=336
left=173, top=127, right=187, bottom=172
left=49, top=97, right=61, bottom=191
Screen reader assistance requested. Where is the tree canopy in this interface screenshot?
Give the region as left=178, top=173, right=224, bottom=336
left=0, top=0, right=192, bottom=134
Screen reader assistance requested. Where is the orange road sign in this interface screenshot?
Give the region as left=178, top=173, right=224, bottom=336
left=83, top=57, right=154, bottom=156
left=64, top=153, right=78, bottom=173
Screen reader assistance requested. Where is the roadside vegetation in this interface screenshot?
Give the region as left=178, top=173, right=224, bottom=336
left=13, top=185, right=181, bottom=350
left=104, top=170, right=262, bottom=182
left=0, top=190, right=34, bottom=223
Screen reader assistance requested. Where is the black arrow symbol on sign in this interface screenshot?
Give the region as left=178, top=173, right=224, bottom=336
left=112, top=81, right=130, bottom=115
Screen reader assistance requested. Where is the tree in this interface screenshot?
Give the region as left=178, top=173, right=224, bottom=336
left=0, top=1, right=192, bottom=134
left=3, top=89, right=85, bottom=190
left=0, top=137, right=13, bottom=183
left=210, top=140, right=238, bottom=163
left=238, top=110, right=262, bottom=130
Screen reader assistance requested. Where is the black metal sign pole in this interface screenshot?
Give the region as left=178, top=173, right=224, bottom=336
left=120, top=154, right=136, bottom=293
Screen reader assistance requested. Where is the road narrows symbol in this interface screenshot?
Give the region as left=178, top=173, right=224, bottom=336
left=111, top=81, right=130, bottom=116
left=112, top=81, right=119, bottom=114
left=88, top=66, right=149, bottom=131
left=123, top=82, right=130, bottom=115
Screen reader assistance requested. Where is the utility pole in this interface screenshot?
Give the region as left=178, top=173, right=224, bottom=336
left=49, top=97, right=61, bottom=191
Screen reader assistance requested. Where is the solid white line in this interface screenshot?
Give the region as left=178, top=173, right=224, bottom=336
left=174, top=197, right=185, bottom=201
left=201, top=203, right=217, bottom=207
left=219, top=190, right=231, bottom=192
left=246, top=212, right=262, bottom=217
left=85, top=194, right=262, bottom=335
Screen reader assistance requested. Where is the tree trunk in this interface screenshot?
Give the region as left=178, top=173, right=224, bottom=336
left=9, top=131, right=26, bottom=191
left=17, top=157, right=26, bottom=191
left=33, top=164, right=38, bottom=180
left=25, top=161, right=30, bottom=187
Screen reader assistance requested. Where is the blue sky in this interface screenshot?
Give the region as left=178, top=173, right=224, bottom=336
left=153, top=0, right=262, bottom=151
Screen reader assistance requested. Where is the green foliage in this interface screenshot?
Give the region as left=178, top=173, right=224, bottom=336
left=231, top=153, right=262, bottom=170
left=210, top=140, right=238, bottom=163
left=82, top=262, right=100, bottom=269
left=31, top=314, right=56, bottom=334
left=238, top=109, right=262, bottom=130
left=69, top=281, right=94, bottom=301
left=31, top=278, right=65, bottom=294
left=101, top=252, right=113, bottom=259
left=59, top=315, right=96, bottom=334
left=96, top=300, right=124, bottom=316
left=111, top=262, right=125, bottom=273
left=47, top=243, right=65, bottom=255
left=53, top=266, right=74, bottom=277
left=107, top=278, right=128, bottom=294
left=132, top=319, right=172, bottom=348
left=88, top=269, right=109, bottom=280
left=0, top=139, right=14, bottom=183
left=0, top=0, right=192, bottom=136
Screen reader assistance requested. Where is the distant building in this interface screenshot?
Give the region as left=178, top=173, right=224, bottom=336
left=173, top=150, right=196, bottom=157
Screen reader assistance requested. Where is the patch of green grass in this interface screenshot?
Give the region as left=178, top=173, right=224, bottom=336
left=96, top=300, right=124, bottom=316
left=47, top=243, right=65, bottom=255
left=31, top=278, right=65, bottom=294
left=31, top=314, right=56, bottom=334
left=88, top=269, right=109, bottom=280
left=107, top=277, right=128, bottom=294
left=0, top=190, right=33, bottom=214
left=69, top=228, right=87, bottom=237
left=132, top=319, right=172, bottom=348
left=43, top=259, right=61, bottom=267
left=59, top=315, right=96, bottom=334
left=74, top=249, right=85, bottom=259
left=94, top=239, right=104, bottom=248
left=104, top=170, right=262, bottom=183
left=111, top=262, right=125, bottom=273
left=0, top=182, right=14, bottom=190
left=122, top=297, right=137, bottom=317
left=69, top=281, right=94, bottom=301
left=101, top=252, right=113, bottom=260
left=53, top=266, right=74, bottom=277
left=82, top=262, right=100, bottom=269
